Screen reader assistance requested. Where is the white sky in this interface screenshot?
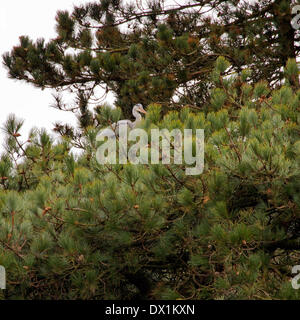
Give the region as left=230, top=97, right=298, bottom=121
left=0, top=1, right=91, bottom=153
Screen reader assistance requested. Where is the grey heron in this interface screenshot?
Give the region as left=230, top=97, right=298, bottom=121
left=98, top=104, right=147, bottom=138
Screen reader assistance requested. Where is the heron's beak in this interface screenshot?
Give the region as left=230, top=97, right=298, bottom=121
left=139, top=108, right=147, bottom=114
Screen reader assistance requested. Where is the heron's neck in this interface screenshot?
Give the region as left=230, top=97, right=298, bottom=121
left=133, top=111, right=142, bottom=123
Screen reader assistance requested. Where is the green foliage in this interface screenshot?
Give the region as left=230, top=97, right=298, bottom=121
left=253, top=81, right=270, bottom=99
left=1, top=60, right=300, bottom=299
left=215, top=56, right=230, bottom=74
left=211, top=88, right=227, bottom=110
left=1, top=0, right=300, bottom=300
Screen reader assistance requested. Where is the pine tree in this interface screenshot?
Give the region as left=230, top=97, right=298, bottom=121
left=2, top=0, right=299, bottom=128
left=1, top=56, right=300, bottom=299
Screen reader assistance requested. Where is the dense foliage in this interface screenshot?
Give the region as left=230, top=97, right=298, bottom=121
left=0, top=56, right=300, bottom=299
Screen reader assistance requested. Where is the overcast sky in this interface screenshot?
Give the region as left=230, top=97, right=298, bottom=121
left=0, top=1, right=92, bottom=153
